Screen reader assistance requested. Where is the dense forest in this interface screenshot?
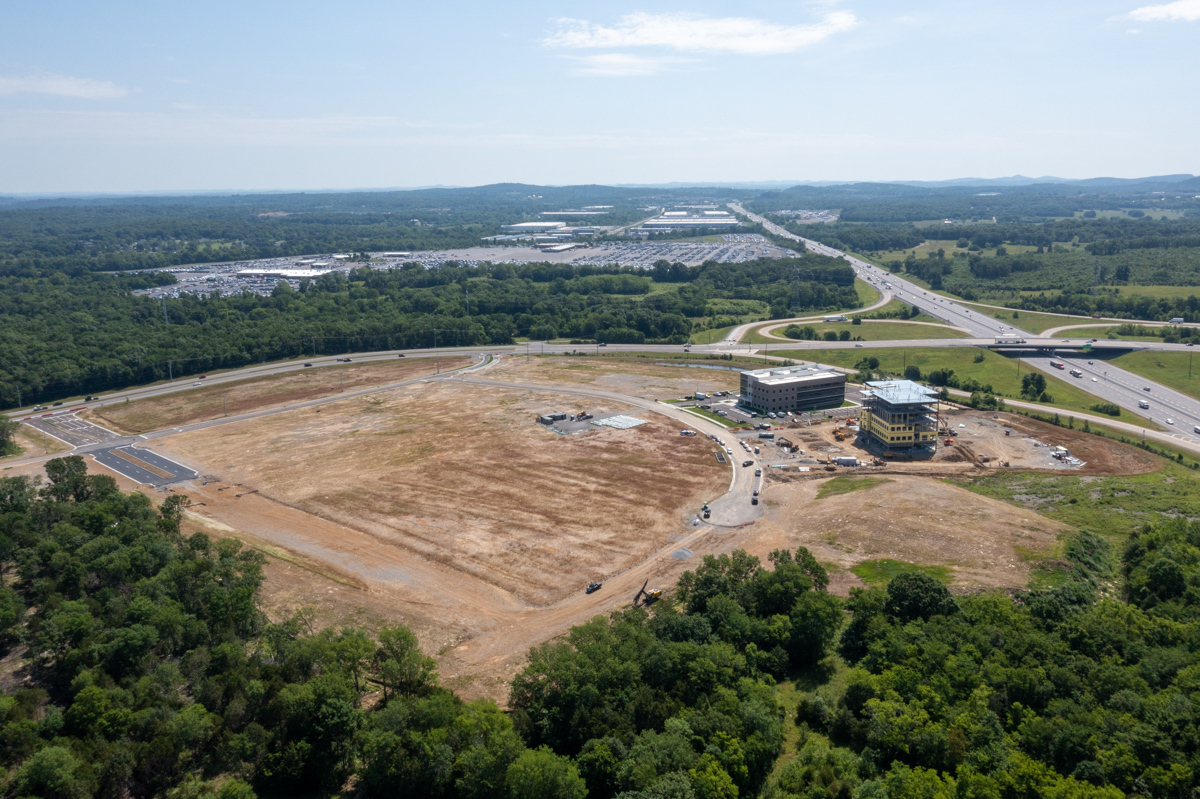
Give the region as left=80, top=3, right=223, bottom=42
left=5, top=457, right=1200, bottom=796
left=748, top=179, right=1200, bottom=223
left=0, top=256, right=855, bottom=408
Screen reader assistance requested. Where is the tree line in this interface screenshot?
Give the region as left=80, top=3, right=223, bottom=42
left=8, top=456, right=1200, bottom=795
left=0, top=257, right=856, bottom=408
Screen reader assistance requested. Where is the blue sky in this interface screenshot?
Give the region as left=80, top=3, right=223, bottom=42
left=1, top=0, right=1197, bottom=193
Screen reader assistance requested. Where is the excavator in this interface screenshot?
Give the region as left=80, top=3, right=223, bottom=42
left=633, top=579, right=663, bottom=606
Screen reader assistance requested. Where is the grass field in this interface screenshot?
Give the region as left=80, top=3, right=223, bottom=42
left=956, top=302, right=1089, bottom=334
left=850, top=559, right=952, bottom=586
left=1052, top=324, right=1166, bottom=340
left=1099, top=284, right=1200, bottom=299
left=815, top=476, right=892, bottom=500
left=85, top=357, right=469, bottom=434
left=691, top=324, right=740, bottom=344
left=773, top=346, right=1131, bottom=419
left=813, top=321, right=966, bottom=342
left=1110, top=350, right=1200, bottom=401
left=964, top=458, right=1200, bottom=543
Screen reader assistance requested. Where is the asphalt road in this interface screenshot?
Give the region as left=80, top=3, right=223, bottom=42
left=93, top=446, right=197, bottom=486
left=730, top=203, right=1200, bottom=443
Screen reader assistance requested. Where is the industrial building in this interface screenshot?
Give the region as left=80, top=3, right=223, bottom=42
left=501, top=221, right=566, bottom=233
left=739, top=365, right=846, bottom=414
left=858, top=380, right=941, bottom=449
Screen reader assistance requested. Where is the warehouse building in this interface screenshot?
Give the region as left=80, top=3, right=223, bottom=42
left=858, top=380, right=941, bottom=449
left=501, top=221, right=566, bottom=233
left=739, top=365, right=846, bottom=414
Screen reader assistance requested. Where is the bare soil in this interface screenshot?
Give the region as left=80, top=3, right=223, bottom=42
left=488, top=354, right=742, bottom=401
left=84, top=356, right=470, bottom=434
left=160, top=380, right=726, bottom=606
left=751, top=474, right=1069, bottom=592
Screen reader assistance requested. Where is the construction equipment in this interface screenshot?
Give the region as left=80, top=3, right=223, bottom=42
left=634, top=579, right=664, bottom=606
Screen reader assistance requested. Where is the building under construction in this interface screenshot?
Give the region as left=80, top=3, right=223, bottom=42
left=858, top=379, right=941, bottom=449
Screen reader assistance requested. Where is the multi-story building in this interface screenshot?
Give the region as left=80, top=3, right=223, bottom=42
left=859, top=379, right=941, bottom=449
left=739, top=365, right=846, bottom=415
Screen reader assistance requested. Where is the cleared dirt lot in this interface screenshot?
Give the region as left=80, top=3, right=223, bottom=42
left=163, top=379, right=726, bottom=606
left=488, top=354, right=742, bottom=401
left=84, top=356, right=470, bottom=434
left=750, top=474, right=1070, bottom=592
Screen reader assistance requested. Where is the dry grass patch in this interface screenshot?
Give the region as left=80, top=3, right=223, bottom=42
left=167, top=380, right=726, bottom=605
left=490, top=354, right=742, bottom=400
left=758, top=474, right=1068, bottom=592
left=85, top=357, right=468, bottom=434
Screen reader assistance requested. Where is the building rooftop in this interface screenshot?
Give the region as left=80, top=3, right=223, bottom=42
left=862, top=380, right=940, bottom=405
left=743, top=364, right=842, bottom=386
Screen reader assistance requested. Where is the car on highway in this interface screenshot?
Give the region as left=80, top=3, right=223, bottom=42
left=742, top=460, right=754, bottom=467
left=304, top=363, right=313, bottom=367
left=52, top=402, right=62, bottom=406
left=1144, top=386, right=1151, bottom=391
left=754, top=468, right=762, bottom=476
left=1168, top=419, right=1176, bottom=425
left=1092, top=378, right=1098, bottom=382
left=397, top=353, right=405, bottom=357
left=33, top=405, right=44, bottom=410
left=193, top=382, right=202, bottom=387
left=854, top=343, right=863, bottom=347
left=199, top=375, right=207, bottom=379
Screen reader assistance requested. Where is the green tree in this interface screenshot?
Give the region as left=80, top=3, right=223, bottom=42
left=506, top=746, right=588, bottom=799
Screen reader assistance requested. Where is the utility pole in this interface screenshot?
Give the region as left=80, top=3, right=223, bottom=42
left=168, top=360, right=173, bottom=381
left=223, top=391, right=227, bottom=417
left=43, top=429, right=47, bottom=454
left=15, top=386, right=20, bottom=407
left=312, top=337, right=317, bottom=357
left=1016, top=358, right=1021, bottom=378
left=1190, top=351, right=1193, bottom=380
left=340, top=373, right=344, bottom=393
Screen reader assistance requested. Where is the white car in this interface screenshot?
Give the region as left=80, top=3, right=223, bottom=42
left=193, top=382, right=202, bottom=387
left=1167, top=419, right=1176, bottom=425
left=1092, top=378, right=1098, bottom=382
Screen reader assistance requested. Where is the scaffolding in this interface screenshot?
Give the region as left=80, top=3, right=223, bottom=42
left=858, top=380, right=942, bottom=451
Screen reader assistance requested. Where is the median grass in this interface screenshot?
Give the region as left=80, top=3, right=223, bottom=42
left=850, top=559, right=952, bottom=586
left=773, top=346, right=1130, bottom=419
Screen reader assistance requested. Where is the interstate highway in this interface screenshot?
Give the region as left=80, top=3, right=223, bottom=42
left=730, top=203, right=1200, bottom=440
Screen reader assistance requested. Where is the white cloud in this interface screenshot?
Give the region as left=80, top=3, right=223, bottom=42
left=543, top=11, right=858, bottom=55
left=569, top=53, right=696, bottom=77
left=1129, top=0, right=1200, bottom=21
left=0, top=73, right=128, bottom=99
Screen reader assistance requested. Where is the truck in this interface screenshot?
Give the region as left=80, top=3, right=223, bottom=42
left=1170, top=317, right=1185, bottom=324
left=995, top=336, right=1026, bottom=344
left=1069, top=369, right=1083, bottom=378
left=833, top=456, right=859, bottom=467
left=694, top=392, right=708, bottom=400
left=823, top=315, right=849, bottom=323
left=1050, top=360, right=1065, bottom=369
left=758, top=432, right=775, bottom=439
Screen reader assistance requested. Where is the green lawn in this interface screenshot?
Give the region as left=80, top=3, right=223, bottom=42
left=778, top=321, right=966, bottom=343
left=1053, top=324, right=1167, bottom=341
left=1098, top=285, right=1200, bottom=299
left=850, top=559, right=952, bottom=586
left=1110, top=350, right=1200, bottom=401
left=775, top=346, right=1131, bottom=419
left=681, top=406, right=746, bottom=428
left=854, top=278, right=881, bottom=308
left=690, top=324, right=740, bottom=345
left=962, top=459, right=1200, bottom=543
left=955, top=302, right=1090, bottom=335
left=816, top=476, right=892, bottom=500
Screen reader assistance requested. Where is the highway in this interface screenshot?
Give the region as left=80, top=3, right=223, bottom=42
left=731, top=203, right=1200, bottom=444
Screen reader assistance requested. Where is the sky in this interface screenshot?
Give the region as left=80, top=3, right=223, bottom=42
left=1, top=0, right=1198, bottom=194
